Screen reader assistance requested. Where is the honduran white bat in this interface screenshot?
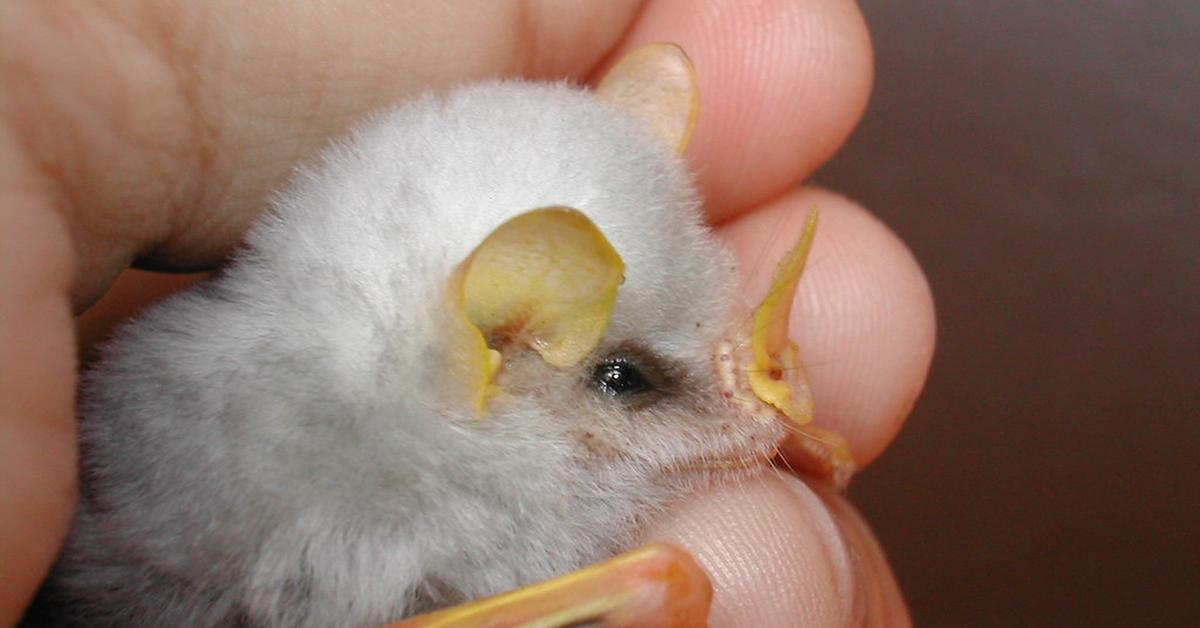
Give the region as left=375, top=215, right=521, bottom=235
left=36, top=44, right=852, bottom=627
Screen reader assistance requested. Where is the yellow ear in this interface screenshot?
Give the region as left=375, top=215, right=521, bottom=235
left=747, top=209, right=819, bottom=427
left=596, top=43, right=700, bottom=155
left=445, top=207, right=626, bottom=414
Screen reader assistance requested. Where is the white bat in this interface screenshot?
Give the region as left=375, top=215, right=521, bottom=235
left=35, top=44, right=852, bottom=628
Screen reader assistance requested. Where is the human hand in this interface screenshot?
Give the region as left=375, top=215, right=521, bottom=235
left=0, top=1, right=933, bottom=625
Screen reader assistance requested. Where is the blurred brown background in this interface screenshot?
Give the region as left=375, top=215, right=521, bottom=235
left=818, top=2, right=1199, bottom=625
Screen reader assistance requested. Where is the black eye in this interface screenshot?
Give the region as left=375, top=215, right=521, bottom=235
left=592, top=358, right=653, bottom=397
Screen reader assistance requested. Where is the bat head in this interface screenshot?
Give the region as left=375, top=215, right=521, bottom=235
left=419, top=46, right=816, bottom=552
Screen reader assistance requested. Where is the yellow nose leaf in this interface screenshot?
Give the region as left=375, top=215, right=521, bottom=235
left=447, top=207, right=626, bottom=414
left=747, top=209, right=819, bottom=426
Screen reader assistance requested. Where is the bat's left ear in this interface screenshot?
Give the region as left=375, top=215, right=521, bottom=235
left=596, top=43, right=700, bottom=155
left=444, top=207, right=626, bottom=414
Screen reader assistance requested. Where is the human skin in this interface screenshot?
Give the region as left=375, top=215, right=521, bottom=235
left=0, top=1, right=934, bottom=626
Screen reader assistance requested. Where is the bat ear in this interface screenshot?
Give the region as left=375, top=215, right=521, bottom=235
left=595, top=43, right=700, bottom=155
left=445, top=207, right=626, bottom=414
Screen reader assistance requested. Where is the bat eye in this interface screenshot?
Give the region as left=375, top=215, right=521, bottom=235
left=592, top=358, right=653, bottom=397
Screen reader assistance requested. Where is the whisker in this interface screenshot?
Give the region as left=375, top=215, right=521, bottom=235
left=767, top=462, right=790, bottom=485
left=772, top=447, right=800, bottom=477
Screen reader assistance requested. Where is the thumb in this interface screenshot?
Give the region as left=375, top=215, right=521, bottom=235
left=0, top=147, right=78, bottom=624
left=644, top=474, right=909, bottom=627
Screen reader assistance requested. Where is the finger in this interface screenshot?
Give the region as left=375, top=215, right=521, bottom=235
left=644, top=473, right=910, bottom=628
left=822, top=483, right=910, bottom=626
left=600, top=0, right=874, bottom=222
left=717, top=187, right=935, bottom=466
left=0, top=130, right=78, bottom=624
left=75, top=270, right=207, bottom=356
left=1, top=0, right=643, bottom=309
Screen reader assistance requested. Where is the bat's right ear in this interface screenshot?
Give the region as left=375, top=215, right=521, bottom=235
left=595, top=43, right=700, bottom=155
left=444, top=207, right=625, bottom=415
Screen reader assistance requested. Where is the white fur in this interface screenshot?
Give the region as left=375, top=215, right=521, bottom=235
left=42, top=82, right=772, bottom=627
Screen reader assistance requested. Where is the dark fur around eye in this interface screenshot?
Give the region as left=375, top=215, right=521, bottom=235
left=592, top=359, right=653, bottom=397
left=588, top=346, right=685, bottom=408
